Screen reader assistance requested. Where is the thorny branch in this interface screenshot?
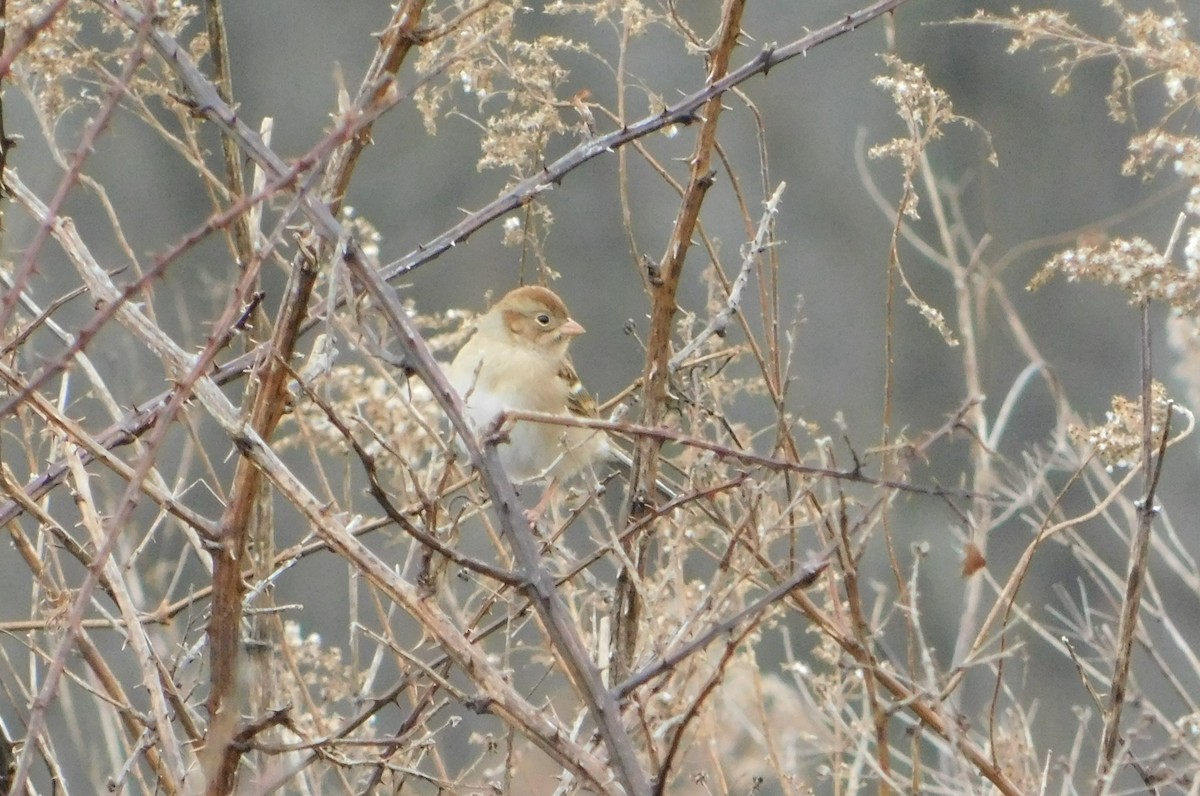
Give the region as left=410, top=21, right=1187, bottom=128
left=12, top=0, right=1180, bottom=794
left=669, top=181, right=786, bottom=370
left=0, top=0, right=913, bottom=530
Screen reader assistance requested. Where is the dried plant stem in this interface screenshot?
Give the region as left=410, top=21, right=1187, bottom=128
left=202, top=0, right=252, bottom=268
left=0, top=0, right=69, bottom=77
left=1, top=466, right=191, bottom=792
left=204, top=255, right=317, bottom=796
left=198, top=8, right=286, bottom=782
left=378, top=0, right=910, bottom=281
left=343, top=244, right=652, bottom=796
left=0, top=2, right=1067, bottom=791
left=614, top=0, right=747, bottom=682
left=0, top=0, right=9, bottom=193
left=47, top=9, right=648, bottom=772
left=0, top=0, right=910, bottom=536
left=653, top=623, right=756, bottom=793
left=0, top=0, right=429, bottom=525
left=5, top=19, right=159, bottom=793
left=11, top=219, right=623, bottom=791
left=0, top=358, right=217, bottom=539
left=614, top=554, right=829, bottom=698
left=1094, top=211, right=1186, bottom=787
left=787, top=586, right=1025, bottom=795
left=0, top=7, right=148, bottom=334
left=1094, top=302, right=1171, bottom=788
left=321, top=0, right=429, bottom=210
left=839, top=496, right=895, bottom=793
left=65, top=450, right=186, bottom=790
left=668, top=182, right=786, bottom=370
left=502, top=409, right=967, bottom=498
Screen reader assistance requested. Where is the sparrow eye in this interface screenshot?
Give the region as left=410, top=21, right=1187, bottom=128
left=535, top=313, right=551, bottom=326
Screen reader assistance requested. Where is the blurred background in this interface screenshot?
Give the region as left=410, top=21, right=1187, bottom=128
left=3, top=0, right=1197, bottom=791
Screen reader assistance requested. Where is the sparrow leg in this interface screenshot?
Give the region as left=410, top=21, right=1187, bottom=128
left=523, top=478, right=560, bottom=525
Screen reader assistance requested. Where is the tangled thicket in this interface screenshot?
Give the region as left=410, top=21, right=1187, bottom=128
left=2, top=1, right=1200, bottom=795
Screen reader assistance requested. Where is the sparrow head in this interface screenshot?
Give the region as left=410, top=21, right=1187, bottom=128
left=486, top=285, right=585, bottom=354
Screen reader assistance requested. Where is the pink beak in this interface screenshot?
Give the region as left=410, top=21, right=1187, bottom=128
left=561, top=318, right=585, bottom=336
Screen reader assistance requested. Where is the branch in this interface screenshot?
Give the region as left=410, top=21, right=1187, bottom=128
left=378, top=0, right=909, bottom=280
left=616, top=0, right=748, bottom=683
left=0, top=2, right=145, bottom=334
left=502, top=409, right=976, bottom=499
left=669, top=181, right=786, bottom=370
left=0, top=0, right=69, bottom=78
left=1096, top=211, right=1186, bottom=787
left=614, top=552, right=829, bottom=698
left=341, top=243, right=653, bottom=796
left=0, top=0, right=911, bottom=533
left=1095, top=371, right=1173, bottom=784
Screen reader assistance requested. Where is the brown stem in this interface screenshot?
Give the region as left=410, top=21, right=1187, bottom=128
left=205, top=253, right=318, bottom=795
left=615, top=0, right=749, bottom=681
left=0, top=0, right=912, bottom=536
left=1095, top=302, right=1171, bottom=788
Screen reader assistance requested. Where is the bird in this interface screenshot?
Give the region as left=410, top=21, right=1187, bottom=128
left=447, top=285, right=612, bottom=519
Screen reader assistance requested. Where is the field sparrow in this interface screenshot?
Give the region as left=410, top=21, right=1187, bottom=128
left=447, top=285, right=612, bottom=516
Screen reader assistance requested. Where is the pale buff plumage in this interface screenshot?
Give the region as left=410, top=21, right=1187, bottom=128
left=447, top=286, right=611, bottom=489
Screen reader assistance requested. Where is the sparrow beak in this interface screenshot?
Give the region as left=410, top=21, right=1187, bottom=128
left=561, top=318, right=586, bottom=336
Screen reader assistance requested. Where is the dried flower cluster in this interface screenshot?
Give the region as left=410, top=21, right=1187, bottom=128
left=1069, top=381, right=1172, bottom=470
left=870, top=54, right=988, bottom=345
left=414, top=1, right=597, bottom=176
left=984, top=5, right=1200, bottom=300
left=871, top=56, right=957, bottom=220
left=1028, top=236, right=1200, bottom=311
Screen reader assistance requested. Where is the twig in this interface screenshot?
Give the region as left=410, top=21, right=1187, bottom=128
left=614, top=552, right=829, bottom=698
left=615, top=0, right=750, bottom=682
left=0, top=0, right=138, bottom=334
left=378, top=0, right=911, bottom=281
left=201, top=0, right=253, bottom=268
left=786, top=585, right=1026, bottom=796
left=0, top=0, right=912, bottom=533
left=669, top=181, right=786, bottom=370
left=1096, top=210, right=1186, bottom=787
left=502, top=408, right=976, bottom=499
left=0, top=360, right=219, bottom=539
left=341, top=242, right=653, bottom=796
left=652, top=622, right=756, bottom=795
left=287, top=358, right=523, bottom=586
left=83, top=9, right=650, bottom=771
left=65, top=449, right=186, bottom=789
left=1095, top=378, right=1173, bottom=785
left=0, top=0, right=69, bottom=78
left=1063, top=638, right=1105, bottom=711
left=204, top=239, right=318, bottom=796
left=320, top=0, right=430, bottom=212
left=5, top=16, right=162, bottom=791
